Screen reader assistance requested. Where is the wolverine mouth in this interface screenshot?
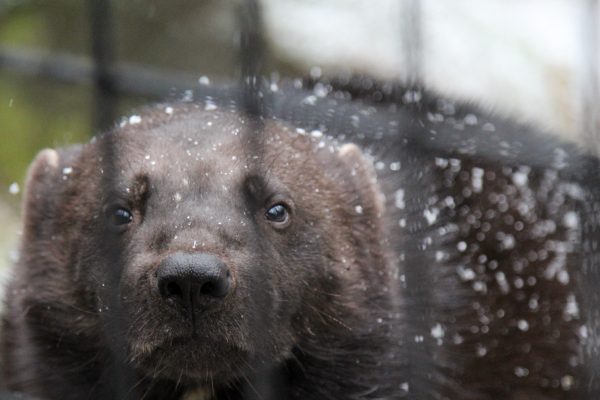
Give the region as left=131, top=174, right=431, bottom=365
left=130, top=333, right=251, bottom=381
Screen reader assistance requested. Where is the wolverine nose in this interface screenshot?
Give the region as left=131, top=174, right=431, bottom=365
left=156, top=252, right=231, bottom=310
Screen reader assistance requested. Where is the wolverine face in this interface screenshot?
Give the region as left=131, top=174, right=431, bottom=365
left=72, top=107, right=379, bottom=383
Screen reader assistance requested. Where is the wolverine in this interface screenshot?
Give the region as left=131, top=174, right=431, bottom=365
left=2, top=91, right=599, bottom=399
left=1, top=103, right=401, bottom=400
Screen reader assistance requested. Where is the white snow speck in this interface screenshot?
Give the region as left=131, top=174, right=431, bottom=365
left=495, top=272, right=510, bottom=294
left=563, top=211, right=579, bottom=229
left=423, top=208, right=439, bottom=225
left=431, top=323, right=445, bottom=339
left=205, top=102, right=218, bottom=111
left=395, top=189, right=405, bottom=209
left=165, top=106, right=173, bottom=115
left=557, top=270, right=570, bottom=285
left=129, top=115, right=142, bottom=125
left=302, top=95, right=317, bottom=106
left=517, top=319, right=529, bottom=331
left=564, top=294, right=579, bottom=319
left=471, top=167, right=484, bottom=192
left=8, top=182, right=19, bottom=195
left=309, top=66, right=322, bottom=79
left=310, top=129, right=323, bottom=138
left=355, top=205, right=363, bottom=214
left=457, top=265, right=475, bottom=281
left=561, top=375, right=574, bottom=391
left=482, top=122, right=495, bottom=131
left=182, top=90, right=193, bottom=102
left=502, top=234, right=515, bottom=250
left=464, top=114, right=478, bottom=125
left=434, top=157, right=449, bottom=168
left=389, top=162, right=401, bottom=171
left=476, top=345, right=487, bottom=357
left=399, top=382, right=409, bottom=393
left=435, top=250, right=446, bottom=262
left=514, top=366, right=529, bottom=377
left=512, top=170, right=528, bottom=186
left=553, top=148, right=568, bottom=169
left=198, top=76, right=210, bottom=85
left=62, top=167, right=73, bottom=175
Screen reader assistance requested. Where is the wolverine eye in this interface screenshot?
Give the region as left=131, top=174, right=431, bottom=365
left=265, top=203, right=289, bottom=224
left=108, top=207, right=133, bottom=227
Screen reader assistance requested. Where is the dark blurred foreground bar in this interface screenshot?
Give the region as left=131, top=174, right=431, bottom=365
left=0, top=46, right=200, bottom=99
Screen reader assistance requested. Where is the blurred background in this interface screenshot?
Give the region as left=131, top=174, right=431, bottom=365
left=0, top=0, right=599, bottom=288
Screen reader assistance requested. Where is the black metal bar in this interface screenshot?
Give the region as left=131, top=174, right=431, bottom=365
left=88, top=0, right=118, bottom=134
left=236, top=2, right=275, bottom=397
left=238, top=0, right=265, bottom=118
left=0, top=46, right=200, bottom=98
left=87, top=1, right=134, bottom=398
left=402, top=0, right=423, bottom=88
left=582, top=0, right=599, bottom=155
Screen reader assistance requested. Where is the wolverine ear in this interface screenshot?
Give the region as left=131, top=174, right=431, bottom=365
left=24, top=148, right=61, bottom=196
left=24, top=149, right=61, bottom=207
left=337, top=143, right=385, bottom=216
left=22, top=149, right=62, bottom=240
left=22, top=146, right=82, bottom=241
